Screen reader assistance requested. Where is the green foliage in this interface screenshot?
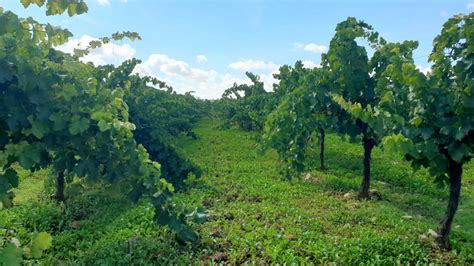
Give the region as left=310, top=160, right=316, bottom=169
left=0, top=12, right=149, bottom=186
left=2, top=0, right=473, bottom=262
left=344, top=13, right=473, bottom=183
left=73, top=31, right=142, bottom=58
left=20, top=0, right=88, bottom=16
left=329, top=13, right=472, bottom=246
left=29, top=232, right=53, bottom=258
left=1, top=120, right=473, bottom=263
left=0, top=230, right=53, bottom=265
left=261, top=14, right=472, bottom=247
left=290, top=17, right=421, bottom=198
left=92, top=59, right=204, bottom=188
left=173, top=120, right=474, bottom=263
left=0, top=2, right=207, bottom=255
left=220, top=72, right=271, bottom=131
left=263, top=18, right=388, bottom=185
left=263, top=61, right=331, bottom=177
left=0, top=169, right=18, bottom=208
left=0, top=244, right=23, bottom=266
left=323, top=17, right=386, bottom=140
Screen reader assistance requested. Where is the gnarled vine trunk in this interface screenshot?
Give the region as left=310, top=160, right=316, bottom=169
left=358, top=135, right=375, bottom=200
left=437, top=157, right=463, bottom=250
left=319, top=127, right=325, bottom=171
left=54, top=170, right=65, bottom=202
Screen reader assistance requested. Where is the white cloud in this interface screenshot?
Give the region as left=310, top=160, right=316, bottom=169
left=226, top=60, right=280, bottom=91
left=97, top=0, right=110, bottom=6
left=196, top=55, right=208, bottom=63
left=133, top=55, right=279, bottom=99
left=134, top=54, right=233, bottom=98
left=467, top=3, right=474, bottom=9
left=56, top=35, right=136, bottom=66
left=228, top=60, right=279, bottom=91
left=259, top=71, right=279, bottom=92
left=58, top=37, right=280, bottom=99
left=416, top=65, right=431, bottom=75
left=294, top=42, right=327, bottom=53
left=228, top=60, right=279, bottom=71
left=137, top=54, right=217, bottom=81
left=302, top=60, right=320, bottom=69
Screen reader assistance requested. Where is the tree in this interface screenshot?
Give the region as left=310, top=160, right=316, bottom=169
left=323, top=17, right=385, bottom=199
left=338, top=13, right=473, bottom=249
left=263, top=61, right=332, bottom=177
left=221, top=72, right=270, bottom=131
left=0, top=9, right=139, bottom=202
left=19, top=0, right=89, bottom=16
left=93, top=59, right=203, bottom=188
left=386, top=14, right=473, bottom=249
left=0, top=2, right=206, bottom=254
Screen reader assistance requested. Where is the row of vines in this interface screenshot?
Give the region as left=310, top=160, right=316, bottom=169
left=218, top=14, right=473, bottom=250
left=0, top=1, right=209, bottom=263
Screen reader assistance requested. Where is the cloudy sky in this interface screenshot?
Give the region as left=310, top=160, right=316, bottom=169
left=1, top=0, right=473, bottom=98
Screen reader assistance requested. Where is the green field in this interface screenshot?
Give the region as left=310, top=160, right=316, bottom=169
left=1, top=2, right=472, bottom=264
left=2, top=119, right=473, bottom=264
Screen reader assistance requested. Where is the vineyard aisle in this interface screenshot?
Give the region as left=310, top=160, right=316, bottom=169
left=173, top=119, right=474, bottom=264
left=5, top=119, right=473, bottom=264
left=0, top=2, right=472, bottom=264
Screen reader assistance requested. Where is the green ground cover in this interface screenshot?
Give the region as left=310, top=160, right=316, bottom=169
left=1, top=119, right=472, bottom=264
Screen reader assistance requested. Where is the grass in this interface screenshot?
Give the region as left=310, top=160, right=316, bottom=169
left=1, top=118, right=473, bottom=264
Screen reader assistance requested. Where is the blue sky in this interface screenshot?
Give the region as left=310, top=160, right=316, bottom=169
left=1, top=0, right=473, bottom=98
